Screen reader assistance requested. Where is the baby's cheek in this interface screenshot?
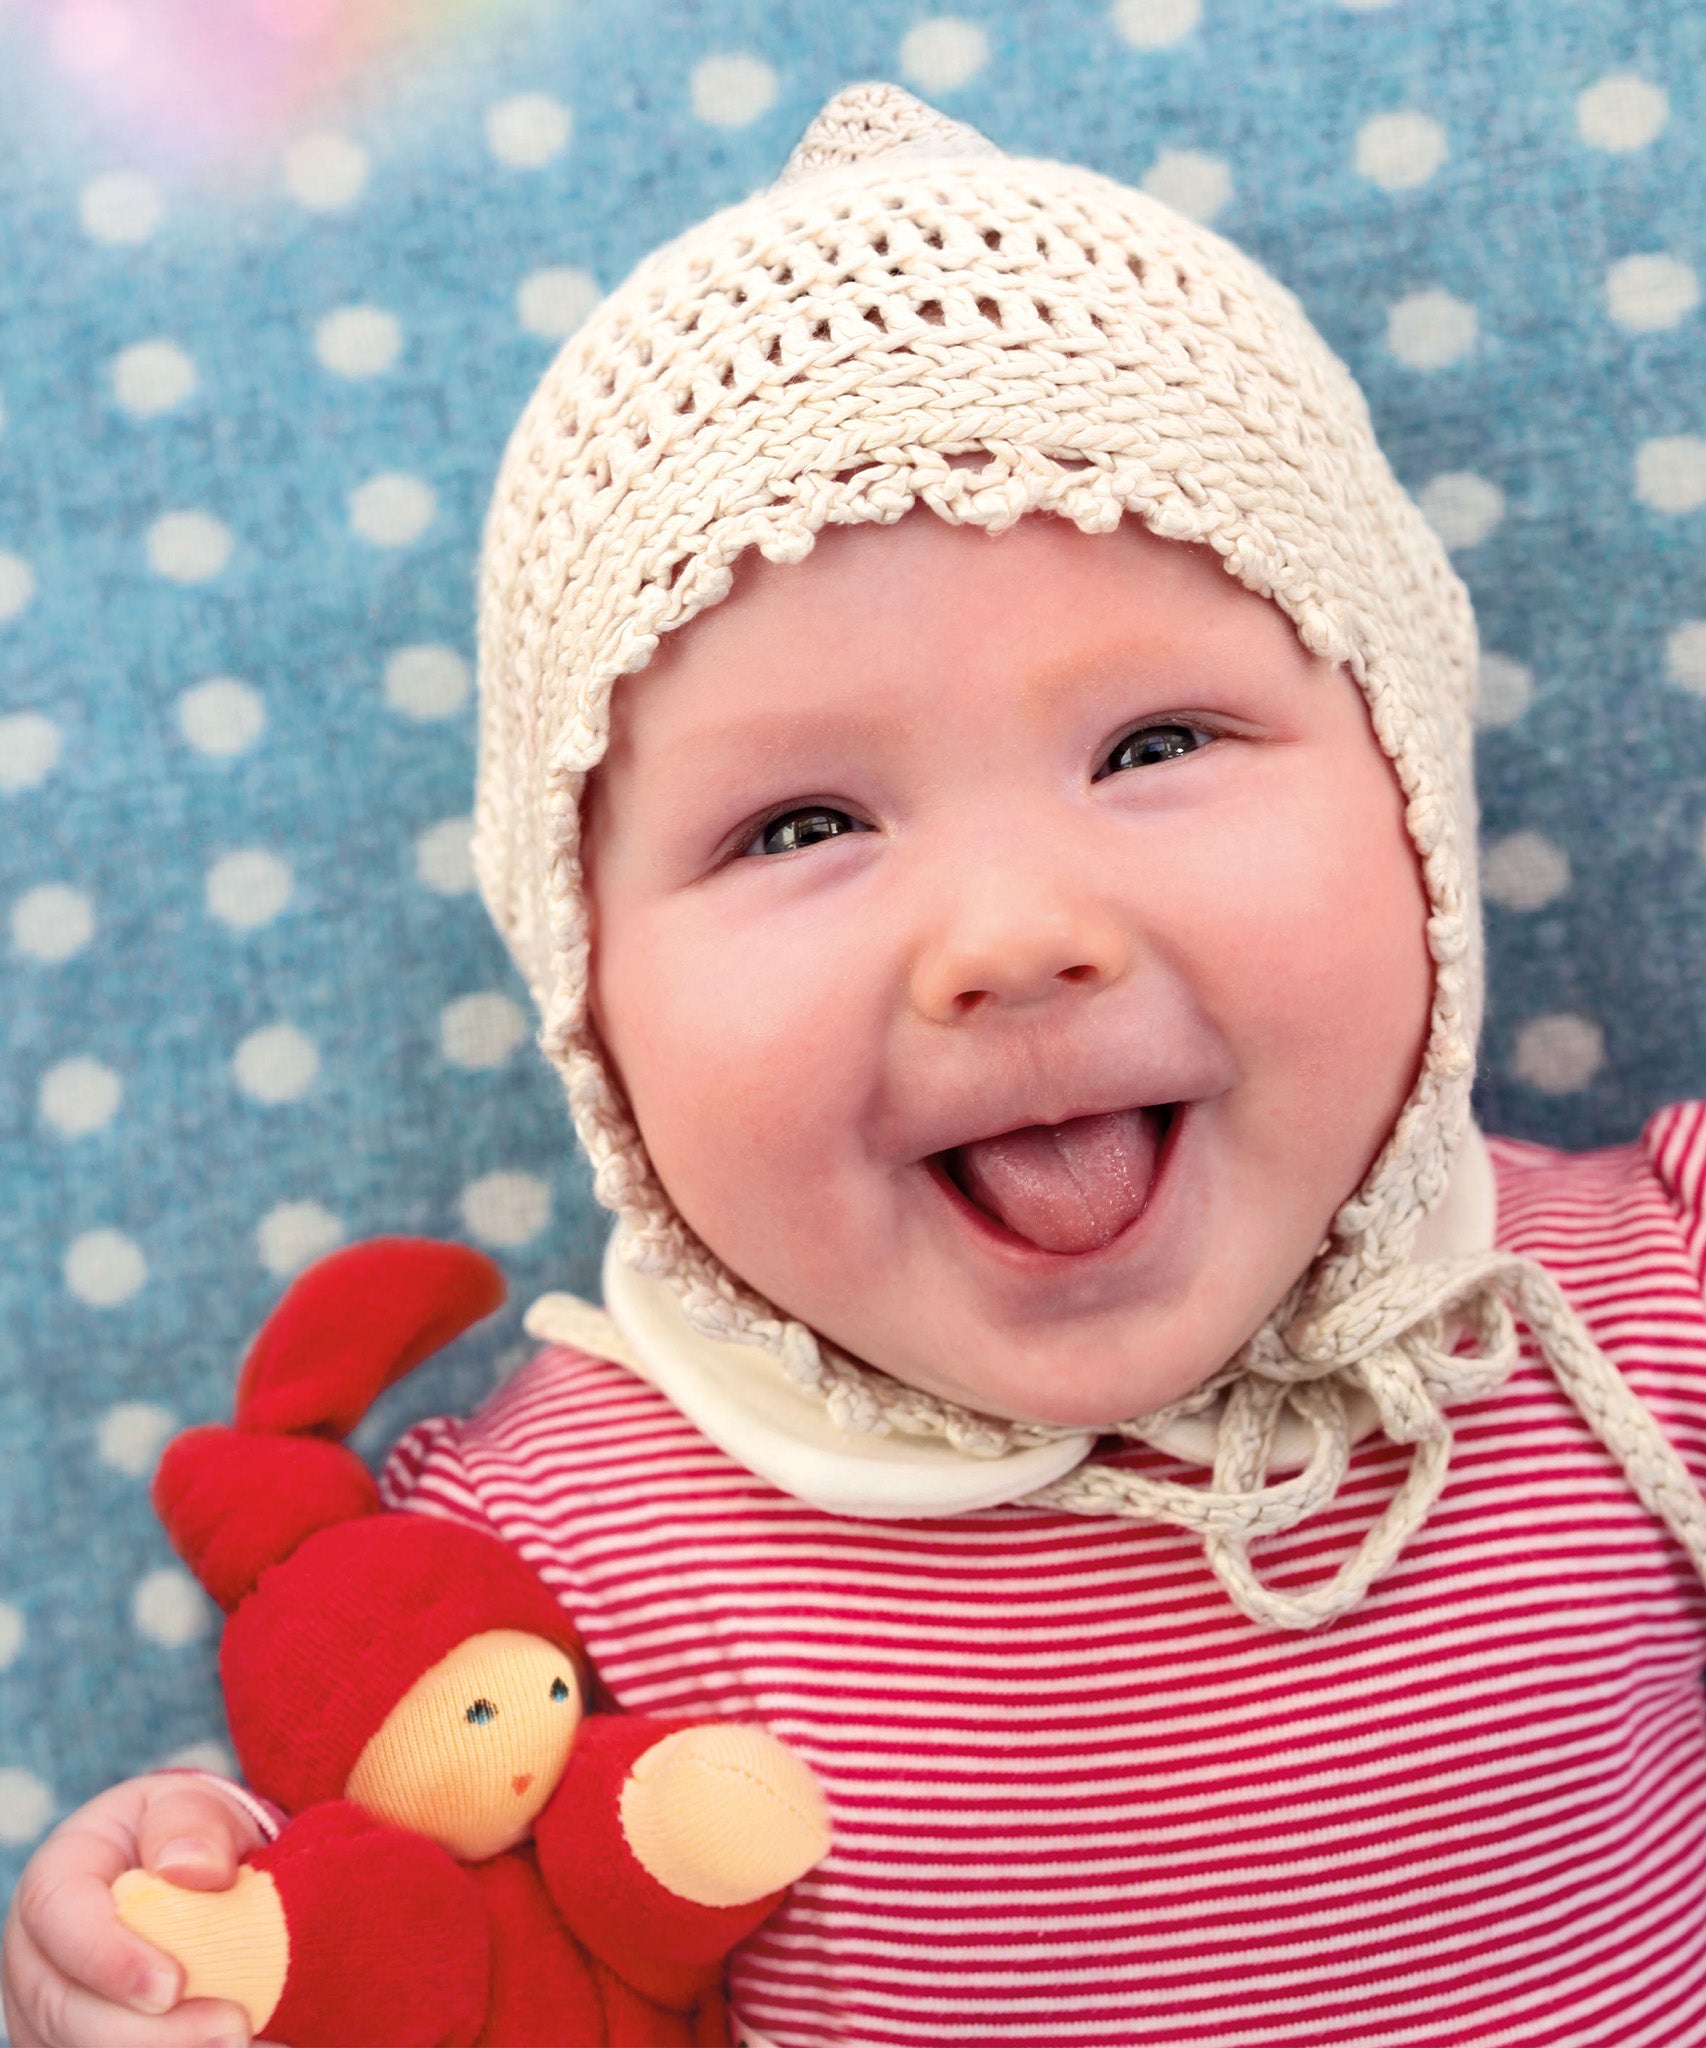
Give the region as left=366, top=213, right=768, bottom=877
left=621, top=932, right=865, bottom=1230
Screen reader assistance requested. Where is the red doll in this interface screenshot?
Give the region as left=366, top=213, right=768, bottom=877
left=112, top=1239, right=831, bottom=2047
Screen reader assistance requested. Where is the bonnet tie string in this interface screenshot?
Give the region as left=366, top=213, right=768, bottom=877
left=1024, top=1252, right=1706, bottom=1630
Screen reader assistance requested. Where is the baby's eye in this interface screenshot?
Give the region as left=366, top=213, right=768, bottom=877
left=1095, top=723, right=1212, bottom=779
left=549, top=1677, right=571, bottom=1702
left=465, top=1698, right=498, bottom=1725
left=746, top=806, right=868, bottom=857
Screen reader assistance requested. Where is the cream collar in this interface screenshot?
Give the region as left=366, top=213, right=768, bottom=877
left=524, top=1125, right=1497, bottom=1521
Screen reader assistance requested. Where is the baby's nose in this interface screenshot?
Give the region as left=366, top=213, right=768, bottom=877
left=911, top=887, right=1129, bottom=1023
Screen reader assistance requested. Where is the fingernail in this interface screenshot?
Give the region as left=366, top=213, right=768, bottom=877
left=155, top=1835, right=216, bottom=1873
left=132, top=1965, right=179, bottom=2014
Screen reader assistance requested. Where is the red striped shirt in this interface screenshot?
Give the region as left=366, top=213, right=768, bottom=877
left=383, top=1101, right=1706, bottom=2047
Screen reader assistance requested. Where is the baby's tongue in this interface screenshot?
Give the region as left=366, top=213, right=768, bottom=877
left=951, top=1108, right=1161, bottom=1255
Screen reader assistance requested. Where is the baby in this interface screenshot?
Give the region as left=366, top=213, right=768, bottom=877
left=9, top=80, right=1706, bottom=2048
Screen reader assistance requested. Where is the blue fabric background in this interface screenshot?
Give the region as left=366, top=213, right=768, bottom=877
left=2, top=0, right=1703, bottom=1920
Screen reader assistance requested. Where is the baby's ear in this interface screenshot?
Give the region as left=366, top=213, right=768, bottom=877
left=235, top=1238, right=506, bottom=1438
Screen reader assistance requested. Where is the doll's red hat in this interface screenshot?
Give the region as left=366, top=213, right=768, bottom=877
left=153, top=1238, right=586, bottom=1814
left=222, top=1511, right=583, bottom=1812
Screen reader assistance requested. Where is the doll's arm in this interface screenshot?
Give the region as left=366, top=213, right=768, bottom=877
left=535, top=1714, right=831, bottom=2008
left=114, top=1800, right=488, bottom=2048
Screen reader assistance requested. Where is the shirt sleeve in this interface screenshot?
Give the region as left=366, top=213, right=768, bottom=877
left=170, top=1769, right=285, bottom=1843
left=378, top=1410, right=512, bottom=1540
left=1644, top=1101, right=1706, bottom=1304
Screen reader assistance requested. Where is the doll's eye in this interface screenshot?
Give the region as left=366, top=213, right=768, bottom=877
left=465, top=1698, right=498, bottom=1725
left=1095, top=723, right=1212, bottom=779
left=745, top=806, right=869, bottom=857
left=549, top=1677, right=571, bottom=1702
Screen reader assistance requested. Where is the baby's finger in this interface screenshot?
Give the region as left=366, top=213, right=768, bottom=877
left=135, top=1788, right=260, bottom=1890
left=16, top=1961, right=248, bottom=2048
left=6, top=1907, right=248, bottom=2048
left=10, top=1842, right=181, bottom=2016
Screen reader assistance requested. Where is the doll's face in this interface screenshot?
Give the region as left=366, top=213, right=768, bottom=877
left=583, top=511, right=1432, bottom=1426
left=345, top=1629, right=583, bottom=1861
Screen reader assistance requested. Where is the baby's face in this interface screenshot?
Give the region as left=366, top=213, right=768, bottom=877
left=584, top=512, right=1431, bottom=1427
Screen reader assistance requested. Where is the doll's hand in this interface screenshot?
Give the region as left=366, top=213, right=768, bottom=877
left=1, top=1773, right=264, bottom=2048
left=619, top=1725, right=831, bottom=1908
left=110, top=1869, right=287, bottom=2039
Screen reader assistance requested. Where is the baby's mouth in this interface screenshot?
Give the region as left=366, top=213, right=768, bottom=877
left=938, top=1105, right=1173, bottom=1256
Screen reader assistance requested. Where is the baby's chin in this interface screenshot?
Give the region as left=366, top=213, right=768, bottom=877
left=844, top=1311, right=1244, bottom=1431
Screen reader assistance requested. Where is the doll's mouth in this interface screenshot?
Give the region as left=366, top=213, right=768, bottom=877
left=512, top=1773, right=534, bottom=1797
left=934, top=1104, right=1176, bottom=1256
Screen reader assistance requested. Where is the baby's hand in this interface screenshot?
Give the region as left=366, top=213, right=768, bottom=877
left=1, top=1774, right=264, bottom=2048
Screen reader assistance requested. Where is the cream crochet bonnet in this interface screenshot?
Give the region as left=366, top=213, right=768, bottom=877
left=475, top=83, right=1706, bottom=1629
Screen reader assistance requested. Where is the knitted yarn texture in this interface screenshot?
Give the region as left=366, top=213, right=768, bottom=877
left=474, top=84, right=1706, bottom=1627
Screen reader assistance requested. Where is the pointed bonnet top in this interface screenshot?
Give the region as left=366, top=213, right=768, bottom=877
left=777, top=81, right=1002, bottom=182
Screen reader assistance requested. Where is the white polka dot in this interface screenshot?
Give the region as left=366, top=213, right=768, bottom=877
left=0, top=1769, right=54, bottom=1846
left=111, top=339, right=197, bottom=417
left=442, top=991, right=529, bottom=1069
left=1354, top=109, right=1448, bottom=191
left=0, top=1600, right=22, bottom=1670
left=1634, top=436, right=1706, bottom=515
left=283, top=129, right=369, bottom=210
left=349, top=471, right=436, bottom=547
left=133, top=1566, right=212, bottom=1647
left=157, top=1739, right=236, bottom=1775
left=1513, top=1013, right=1605, bottom=1095
left=0, top=550, right=37, bottom=622
left=384, top=643, right=471, bottom=720
left=147, top=509, right=233, bottom=583
left=1606, top=253, right=1699, bottom=334
left=1417, top=471, right=1505, bottom=551
left=40, top=1056, right=122, bottom=1135
left=177, top=676, right=265, bottom=757
left=416, top=815, right=476, bottom=894
left=65, top=1228, right=147, bottom=1307
left=1667, top=620, right=1706, bottom=697
left=1475, top=653, right=1535, bottom=731
left=97, top=1400, right=176, bottom=1477
left=314, top=304, right=401, bottom=378
left=516, top=266, right=603, bottom=340
left=1109, top=0, right=1200, bottom=47
left=899, top=18, right=989, bottom=93
left=461, top=1170, right=550, bottom=1248
left=80, top=169, right=162, bottom=244
left=1482, top=831, right=1571, bottom=912
left=206, top=848, right=293, bottom=931
left=12, top=883, right=94, bottom=963
left=1140, top=149, right=1233, bottom=224
left=0, top=711, right=61, bottom=790
left=485, top=92, right=572, bottom=168
left=1338, top=0, right=1399, bottom=8
left=1386, top=289, right=1477, bottom=370
left=690, top=53, right=778, bottom=129
left=256, top=1198, right=344, bottom=1277
left=1576, top=73, right=1669, bottom=154
left=233, top=1021, right=320, bottom=1104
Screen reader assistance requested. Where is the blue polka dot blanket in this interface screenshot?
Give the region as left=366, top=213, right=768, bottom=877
left=1, top=0, right=1702, bottom=1903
